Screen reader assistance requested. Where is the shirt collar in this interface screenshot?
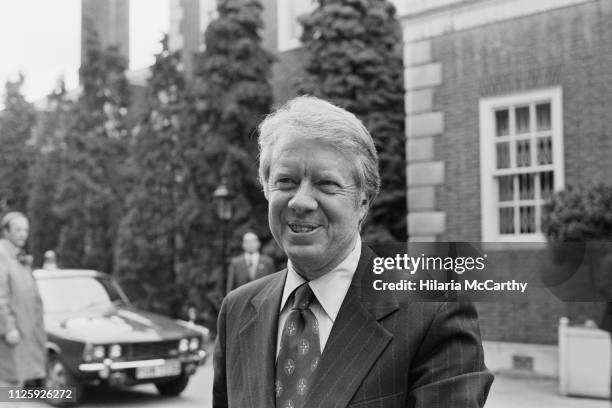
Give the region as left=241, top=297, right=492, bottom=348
left=280, top=237, right=361, bottom=323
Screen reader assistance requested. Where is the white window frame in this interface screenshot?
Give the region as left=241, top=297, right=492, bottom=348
left=277, top=0, right=316, bottom=52
left=479, top=87, right=564, bottom=242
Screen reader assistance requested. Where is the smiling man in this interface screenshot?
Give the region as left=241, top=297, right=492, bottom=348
left=212, top=96, right=493, bottom=408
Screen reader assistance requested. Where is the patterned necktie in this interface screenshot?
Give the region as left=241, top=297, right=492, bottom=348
left=275, top=283, right=321, bottom=408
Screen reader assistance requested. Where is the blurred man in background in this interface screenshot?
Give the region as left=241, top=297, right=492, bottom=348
left=0, top=212, right=46, bottom=387
left=226, top=231, right=275, bottom=293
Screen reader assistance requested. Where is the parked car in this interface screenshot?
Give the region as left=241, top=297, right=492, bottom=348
left=33, top=269, right=209, bottom=405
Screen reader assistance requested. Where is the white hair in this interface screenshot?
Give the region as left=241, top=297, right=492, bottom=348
left=258, top=95, right=380, bottom=205
left=1, top=211, right=27, bottom=232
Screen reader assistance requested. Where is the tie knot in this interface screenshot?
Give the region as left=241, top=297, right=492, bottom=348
left=292, top=283, right=314, bottom=310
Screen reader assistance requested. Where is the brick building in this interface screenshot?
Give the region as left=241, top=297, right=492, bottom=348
left=81, top=0, right=130, bottom=64
left=402, top=0, right=612, bottom=375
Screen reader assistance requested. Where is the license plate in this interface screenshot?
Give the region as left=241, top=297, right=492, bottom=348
left=135, top=360, right=181, bottom=379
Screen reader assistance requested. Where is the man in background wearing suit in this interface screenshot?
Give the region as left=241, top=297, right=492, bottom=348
left=226, top=231, right=275, bottom=293
left=213, top=96, right=493, bottom=408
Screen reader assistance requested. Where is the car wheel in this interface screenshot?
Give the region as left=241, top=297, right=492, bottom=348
left=154, top=372, right=190, bottom=396
left=45, top=353, right=84, bottom=406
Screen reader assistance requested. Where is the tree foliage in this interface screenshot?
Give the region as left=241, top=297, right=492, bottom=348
left=298, top=0, right=406, bottom=241
left=27, top=80, right=73, bottom=266
left=542, top=183, right=612, bottom=241
left=541, top=185, right=612, bottom=321
left=0, top=74, right=36, bottom=212
left=54, top=31, right=130, bottom=272
left=192, top=0, right=275, bottom=233
left=115, top=36, right=193, bottom=316
left=1, top=2, right=277, bottom=325
left=186, top=0, right=274, bottom=315
left=116, top=0, right=275, bottom=323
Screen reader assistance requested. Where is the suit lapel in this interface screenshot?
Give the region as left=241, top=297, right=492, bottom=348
left=304, top=245, right=400, bottom=408
left=238, top=271, right=286, bottom=408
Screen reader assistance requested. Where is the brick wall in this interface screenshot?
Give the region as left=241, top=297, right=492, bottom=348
left=476, top=248, right=604, bottom=344
left=404, top=0, right=612, bottom=344
left=433, top=0, right=612, bottom=241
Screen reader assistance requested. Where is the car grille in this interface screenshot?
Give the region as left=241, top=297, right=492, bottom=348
left=125, top=340, right=179, bottom=360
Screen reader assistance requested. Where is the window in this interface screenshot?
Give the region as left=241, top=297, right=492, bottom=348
left=277, top=0, right=316, bottom=52
left=479, top=88, right=564, bottom=242
left=37, top=277, right=129, bottom=314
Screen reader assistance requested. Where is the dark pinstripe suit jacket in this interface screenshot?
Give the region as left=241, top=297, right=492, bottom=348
left=213, top=244, right=494, bottom=407
left=226, top=253, right=276, bottom=293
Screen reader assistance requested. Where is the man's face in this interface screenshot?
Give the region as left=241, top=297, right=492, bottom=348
left=4, top=217, right=29, bottom=249
left=242, top=233, right=260, bottom=254
left=267, top=137, right=368, bottom=280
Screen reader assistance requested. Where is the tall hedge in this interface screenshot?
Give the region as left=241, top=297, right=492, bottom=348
left=298, top=0, right=406, bottom=241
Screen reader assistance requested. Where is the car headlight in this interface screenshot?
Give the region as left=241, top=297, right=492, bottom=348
left=189, top=337, right=199, bottom=351
left=92, top=345, right=106, bottom=360
left=109, top=344, right=122, bottom=359
left=178, top=338, right=189, bottom=353
left=83, top=344, right=114, bottom=362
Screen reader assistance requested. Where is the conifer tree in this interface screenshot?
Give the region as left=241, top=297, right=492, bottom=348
left=192, top=0, right=274, bottom=231
left=298, top=0, right=406, bottom=241
left=0, top=74, right=36, bottom=212
left=115, top=36, right=192, bottom=315
left=187, top=0, right=275, bottom=314
left=54, top=31, right=130, bottom=272
left=27, top=80, right=73, bottom=266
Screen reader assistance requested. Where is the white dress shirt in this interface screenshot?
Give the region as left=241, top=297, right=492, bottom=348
left=276, top=238, right=361, bottom=357
left=245, top=252, right=260, bottom=280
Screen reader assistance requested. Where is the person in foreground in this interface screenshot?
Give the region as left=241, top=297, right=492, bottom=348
left=213, top=96, right=494, bottom=408
left=0, top=212, right=46, bottom=387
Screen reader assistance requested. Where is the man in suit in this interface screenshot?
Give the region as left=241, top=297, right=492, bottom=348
left=226, top=231, right=275, bottom=293
left=213, top=96, right=494, bottom=408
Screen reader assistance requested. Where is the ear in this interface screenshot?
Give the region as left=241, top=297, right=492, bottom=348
left=357, top=191, right=369, bottom=221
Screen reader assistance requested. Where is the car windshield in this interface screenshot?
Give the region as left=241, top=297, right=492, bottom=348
left=37, top=276, right=129, bottom=314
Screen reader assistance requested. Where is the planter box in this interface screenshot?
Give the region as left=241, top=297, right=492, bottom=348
left=559, top=317, right=610, bottom=399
